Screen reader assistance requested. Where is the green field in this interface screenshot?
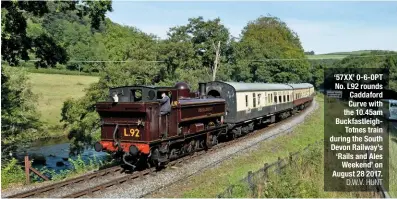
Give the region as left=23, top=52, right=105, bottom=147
left=28, top=73, right=99, bottom=132
left=306, top=54, right=347, bottom=60
left=306, top=50, right=376, bottom=60
left=324, top=50, right=373, bottom=55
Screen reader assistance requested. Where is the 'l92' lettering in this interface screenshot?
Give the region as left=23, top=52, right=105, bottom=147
left=123, top=128, right=140, bottom=137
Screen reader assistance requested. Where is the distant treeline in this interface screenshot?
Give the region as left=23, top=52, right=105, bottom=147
left=305, top=51, right=315, bottom=55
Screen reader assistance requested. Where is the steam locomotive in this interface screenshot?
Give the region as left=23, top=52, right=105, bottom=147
left=94, top=81, right=315, bottom=169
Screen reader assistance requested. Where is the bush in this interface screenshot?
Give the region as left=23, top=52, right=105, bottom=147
left=1, top=158, right=26, bottom=189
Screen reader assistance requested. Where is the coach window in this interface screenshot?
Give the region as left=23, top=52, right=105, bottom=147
left=245, top=95, right=248, bottom=107
left=253, top=93, right=256, bottom=108
left=258, top=93, right=261, bottom=105
left=264, top=94, right=267, bottom=105
left=278, top=92, right=282, bottom=103
left=274, top=93, right=277, bottom=104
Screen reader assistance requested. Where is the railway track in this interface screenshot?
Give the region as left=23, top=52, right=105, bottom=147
left=6, top=102, right=314, bottom=198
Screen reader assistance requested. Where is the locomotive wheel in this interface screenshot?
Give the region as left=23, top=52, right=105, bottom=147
left=150, top=148, right=161, bottom=167
left=231, top=131, right=237, bottom=140
left=169, top=148, right=178, bottom=160
left=212, top=135, right=218, bottom=145
left=187, top=140, right=196, bottom=154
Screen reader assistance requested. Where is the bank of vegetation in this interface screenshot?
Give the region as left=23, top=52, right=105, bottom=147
left=1, top=155, right=111, bottom=190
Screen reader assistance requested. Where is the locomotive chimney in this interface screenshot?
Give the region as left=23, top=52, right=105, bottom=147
left=199, top=82, right=206, bottom=98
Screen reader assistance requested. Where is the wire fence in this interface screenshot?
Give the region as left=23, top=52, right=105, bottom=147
left=216, top=139, right=389, bottom=198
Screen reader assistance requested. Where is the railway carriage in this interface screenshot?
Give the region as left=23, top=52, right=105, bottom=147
left=205, top=81, right=293, bottom=123
left=288, top=83, right=315, bottom=111
left=204, top=81, right=314, bottom=139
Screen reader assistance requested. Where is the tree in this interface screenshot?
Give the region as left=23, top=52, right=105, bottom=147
left=304, top=51, right=315, bottom=55
left=382, top=55, right=397, bottom=91
left=1, top=0, right=112, bottom=67
left=1, top=66, right=41, bottom=160
left=60, top=20, right=162, bottom=153
left=163, top=17, right=233, bottom=82
left=1, top=0, right=112, bottom=160
left=232, top=16, right=311, bottom=83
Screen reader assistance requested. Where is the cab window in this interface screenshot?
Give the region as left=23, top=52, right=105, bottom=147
left=131, top=89, right=142, bottom=102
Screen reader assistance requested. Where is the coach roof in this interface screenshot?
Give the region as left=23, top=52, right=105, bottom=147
left=215, top=81, right=292, bottom=92
left=287, top=83, right=314, bottom=89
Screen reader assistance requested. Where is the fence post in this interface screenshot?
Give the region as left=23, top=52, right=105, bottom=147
left=24, top=155, right=30, bottom=184
left=263, top=163, right=269, bottom=182
left=228, top=185, right=234, bottom=196
left=247, top=171, right=254, bottom=196
left=277, top=157, right=282, bottom=173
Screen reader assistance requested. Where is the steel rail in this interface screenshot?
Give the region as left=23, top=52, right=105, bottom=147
left=7, top=166, right=124, bottom=198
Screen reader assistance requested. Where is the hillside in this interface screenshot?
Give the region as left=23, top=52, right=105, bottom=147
left=307, top=50, right=397, bottom=60
left=306, top=54, right=347, bottom=60
left=323, top=50, right=374, bottom=55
